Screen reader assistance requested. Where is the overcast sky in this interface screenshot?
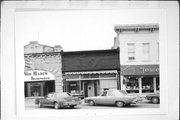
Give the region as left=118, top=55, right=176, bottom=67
left=15, top=10, right=160, bottom=51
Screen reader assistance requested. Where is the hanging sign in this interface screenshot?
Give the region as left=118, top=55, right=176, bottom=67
left=24, top=70, right=55, bottom=81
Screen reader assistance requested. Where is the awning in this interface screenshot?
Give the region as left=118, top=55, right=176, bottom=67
left=65, top=70, right=118, bottom=75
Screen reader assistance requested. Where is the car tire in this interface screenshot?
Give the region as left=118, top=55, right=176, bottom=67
left=54, top=102, right=60, bottom=109
left=38, top=102, right=42, bottom=108
left=70, top=105, right=75, bottom=108
left=151, top=97, right=159, bottom=104
left=116, top=101, right=124, bottom=107
left=88, top=100, right=95, bottom=106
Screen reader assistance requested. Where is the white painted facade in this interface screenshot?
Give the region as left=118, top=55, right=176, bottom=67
left=113, top=24, right=159, bottom=65
left=112, top=24, right=159, bottom=95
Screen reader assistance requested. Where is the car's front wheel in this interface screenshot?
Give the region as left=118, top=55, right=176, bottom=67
left=54, top=102, right=60, bottom=109
left=88, top=100, right=95, bottom=106
left=151, top=97, right=159, bottom=104
left=116, top=101, right=124, bottom=107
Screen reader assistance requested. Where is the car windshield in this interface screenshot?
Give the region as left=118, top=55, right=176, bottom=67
left=57, top=93, right=70, bottom=97
left=100, top=91, right=107, bottom=96
left=119, top=90, right=128, bottom=95
left=46, top=93, right=53, bottom=98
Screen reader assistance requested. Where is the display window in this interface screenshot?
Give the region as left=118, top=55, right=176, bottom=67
left=24, top=81, right=55, bottom=97
left=67, top=81, right=80, bottom=94
left=142, top=77, right=154, bottom=93
left=126, top=77, right=139, bottom=93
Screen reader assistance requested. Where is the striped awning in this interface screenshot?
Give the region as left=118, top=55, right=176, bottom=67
left=65, top=70, right=118, bottom=75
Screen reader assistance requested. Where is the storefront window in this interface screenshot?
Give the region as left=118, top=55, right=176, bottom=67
left=24, top=81, right=55, bottom=97
left=126, top=77, right=139, bottom=93
left=67, top=81, right=80, bottom=94
left=142, top=77, right=154, bottom=93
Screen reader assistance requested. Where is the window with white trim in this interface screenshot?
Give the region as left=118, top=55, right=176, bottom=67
left=142, top=43, right=150, bottom=60
left=128, top=43, right=135, bottom=60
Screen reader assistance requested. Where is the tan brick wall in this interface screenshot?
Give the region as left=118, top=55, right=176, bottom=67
left=24, top=53, right=63, bottom=92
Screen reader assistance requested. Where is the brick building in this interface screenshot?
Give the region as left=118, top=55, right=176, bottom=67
left=24, top=41, right=120, bottom=98
left=24, top=41, right=63, bottom=97
left=62, top=49, right=120, bottom=97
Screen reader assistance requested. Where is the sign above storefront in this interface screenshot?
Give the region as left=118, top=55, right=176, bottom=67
left=24, top=70, right=55, bottom=81
left=121, top=65, right=159, bottom=76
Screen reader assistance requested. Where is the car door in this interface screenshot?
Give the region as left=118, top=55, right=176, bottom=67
left=95, top=91, right=108, bottom=105
left=102, top=90, right=115, bottom=105
left=43, top=93, right=55, bottom=106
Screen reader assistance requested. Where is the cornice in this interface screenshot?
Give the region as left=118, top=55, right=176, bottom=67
left=114, top=24, right=159, bottom=33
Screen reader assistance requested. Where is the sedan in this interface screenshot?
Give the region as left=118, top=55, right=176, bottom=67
left=145, top=92, right=160, bottom=104
left=35, top=92, right=81, bottom=109
left=84, top=89, right=142, bottom=107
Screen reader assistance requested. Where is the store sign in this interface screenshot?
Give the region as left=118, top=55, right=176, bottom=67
left=140, top=66, right=159, bottom=74
left=24, top=70, right=55, bottom=81
left=121, top=65, right=159, bottom=75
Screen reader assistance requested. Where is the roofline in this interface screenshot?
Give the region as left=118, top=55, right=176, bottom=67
left=24, top=52, right=61, bottom=56
left=62, top=48, right=119, bottom=55
left=114, top=24, right=159, bottom=33
left=62, top=68, right=120, bottom=73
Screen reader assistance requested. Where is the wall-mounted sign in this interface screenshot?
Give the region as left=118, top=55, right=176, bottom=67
left=140, top=66, right=159, bottom=74
left=24, top=70, right=55, bottom=81
left=121, top=65, right=159, bottom=75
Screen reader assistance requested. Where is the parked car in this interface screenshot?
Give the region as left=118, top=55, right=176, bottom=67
left=35, top=92, right=81, bottom=109
left=145, top=92, right=160, bottom=104
left=84, top=89, right=142, bottom=107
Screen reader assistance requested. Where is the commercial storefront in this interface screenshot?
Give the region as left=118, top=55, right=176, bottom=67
left=120, top=65, right=159, bottom=94
left=62, top=49, right=120, bottom=97
left=24, top=70, right=55, bottom=97
left=64, top=71, right=118, bottom=97
left=24, top=41, right=63, bottom=98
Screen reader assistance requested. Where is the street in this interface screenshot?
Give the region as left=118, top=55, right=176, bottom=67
left=25, top=98, right=160, bottom=110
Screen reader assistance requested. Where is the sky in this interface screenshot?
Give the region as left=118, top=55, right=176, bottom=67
left=15, top=10, right=160, bottom=51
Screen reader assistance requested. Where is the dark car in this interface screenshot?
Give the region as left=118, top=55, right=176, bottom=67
left=145, top=92, right=160, bottom=104
left=35, top=92, right=81, bottom=109
left=84, top=89, right=142, bottom=107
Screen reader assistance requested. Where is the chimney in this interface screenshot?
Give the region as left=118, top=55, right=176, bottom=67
left=54, top=45, right=63, bottom=52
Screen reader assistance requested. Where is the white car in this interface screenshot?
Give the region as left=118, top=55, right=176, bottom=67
left=84, top=89, right=142, bottom=107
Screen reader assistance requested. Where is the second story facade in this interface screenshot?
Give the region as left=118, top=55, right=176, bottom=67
left=112, top=24, right=159, bottom=65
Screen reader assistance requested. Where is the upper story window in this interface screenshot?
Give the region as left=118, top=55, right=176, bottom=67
left=142, top=43, right=150, bottom=60
left=128, top=43, right=135, bottom=60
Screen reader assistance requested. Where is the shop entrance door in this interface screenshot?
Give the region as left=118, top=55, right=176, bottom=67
left=84, top=80, right=98, bottom=97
